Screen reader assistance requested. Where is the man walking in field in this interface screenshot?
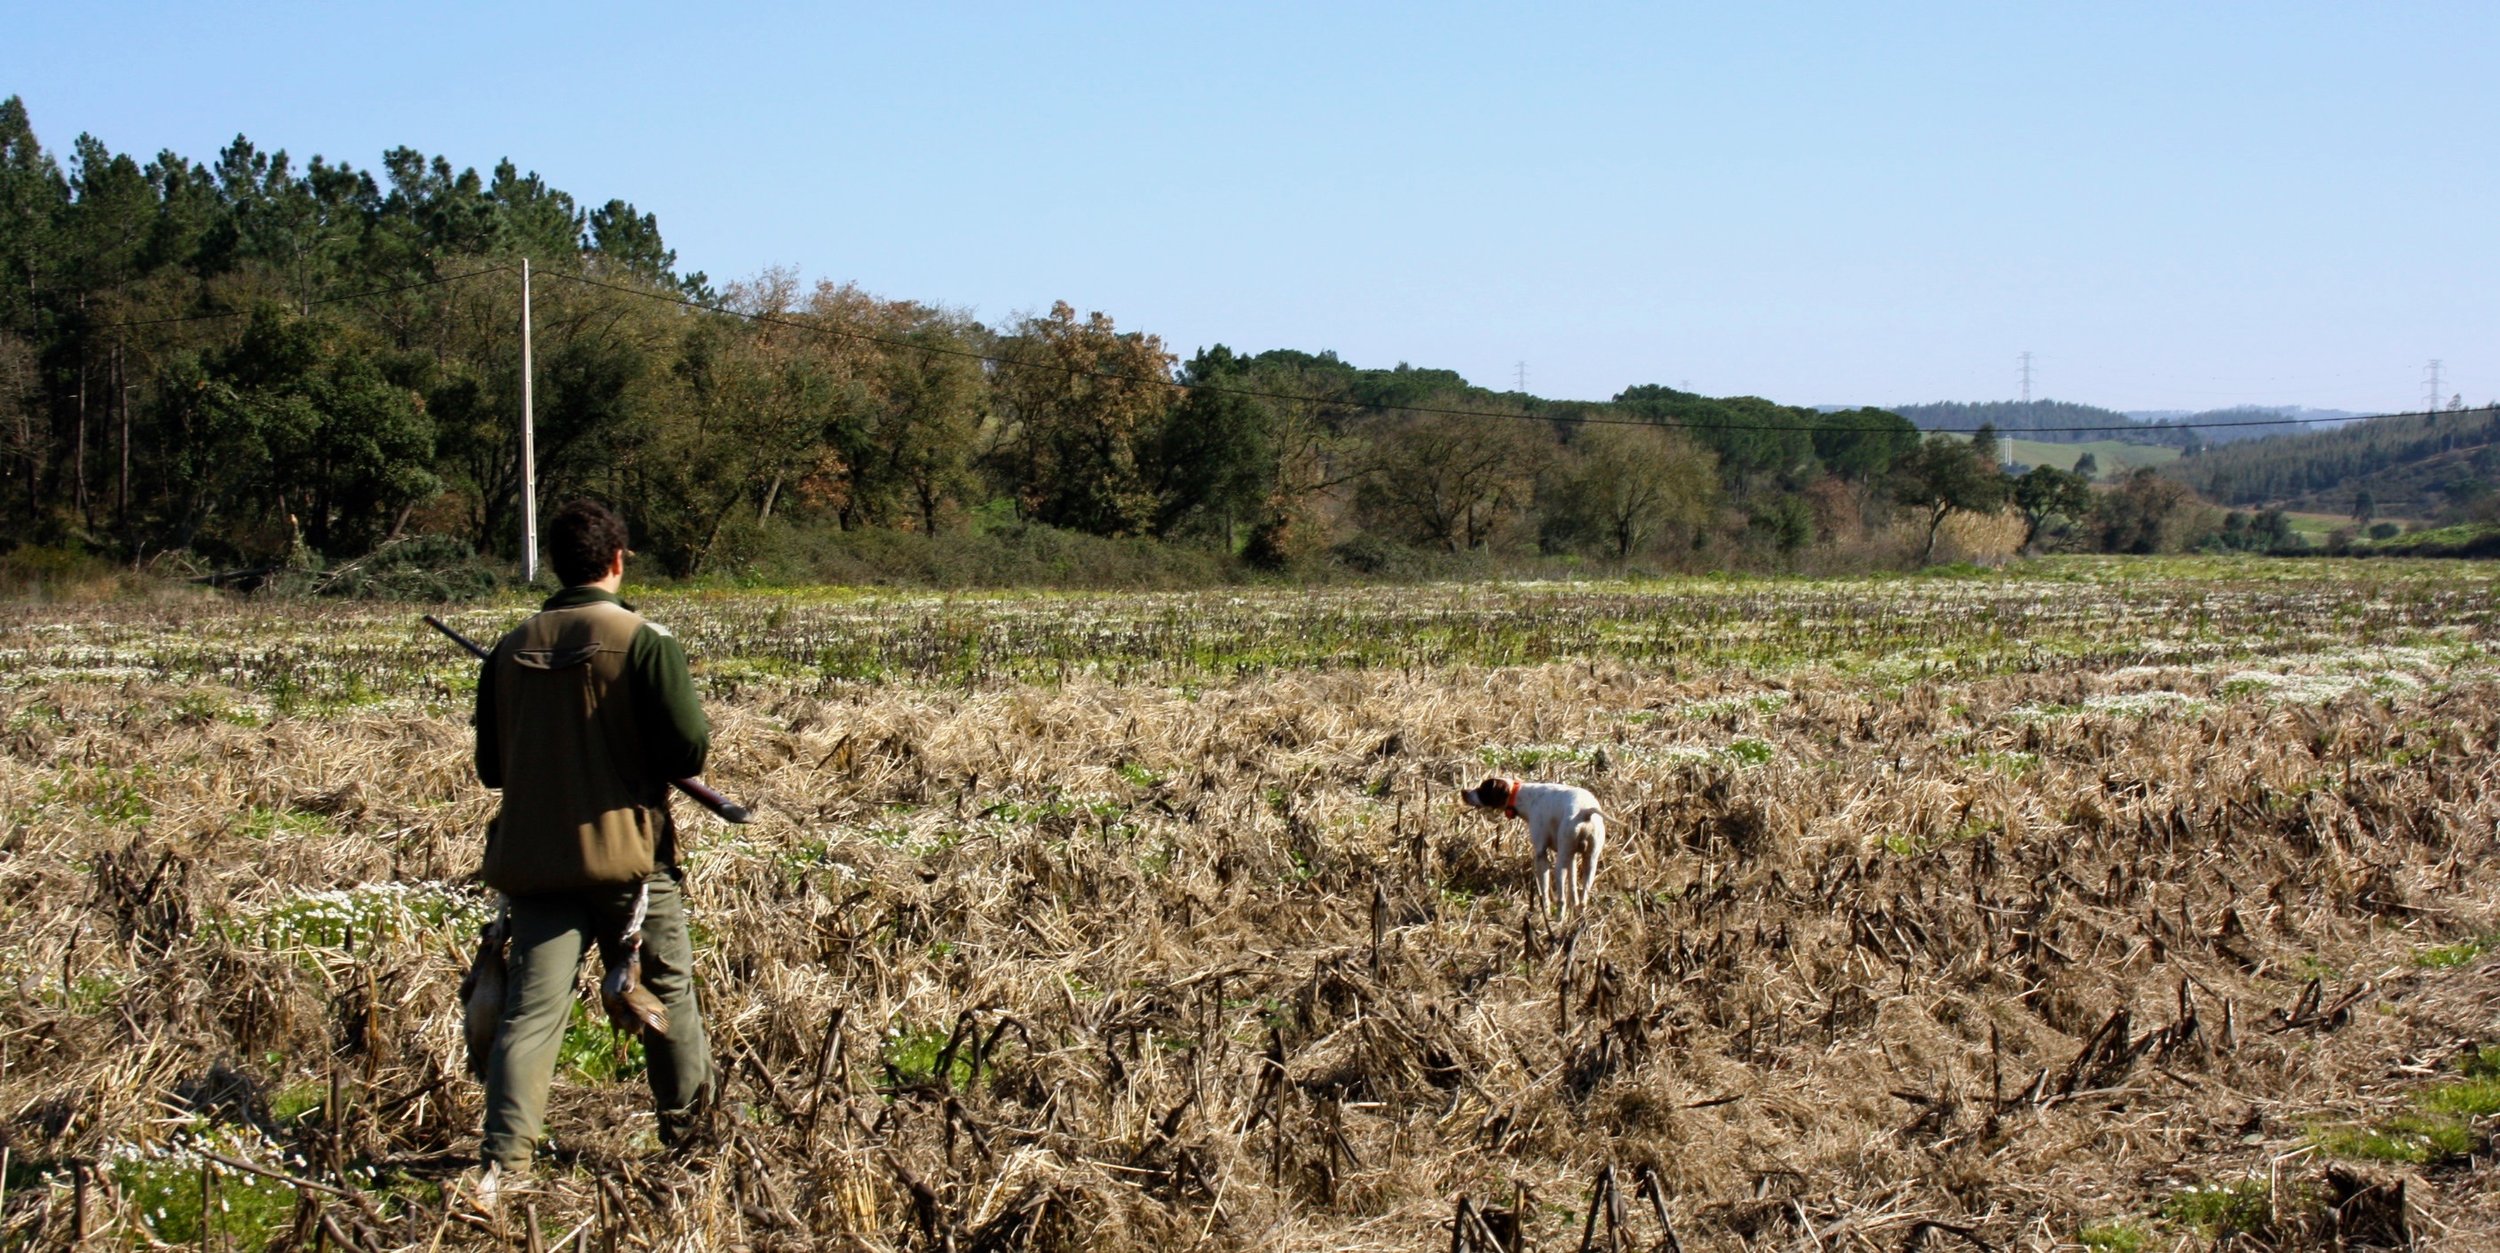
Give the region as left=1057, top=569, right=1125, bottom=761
left=470, top=500, right=713, bottom=1188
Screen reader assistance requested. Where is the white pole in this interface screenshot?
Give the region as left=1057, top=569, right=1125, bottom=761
left=520, top=258, right=539, bottom=584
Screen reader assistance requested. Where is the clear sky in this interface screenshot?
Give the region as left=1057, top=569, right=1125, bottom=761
left=6, top=2, right=2494, bottom=413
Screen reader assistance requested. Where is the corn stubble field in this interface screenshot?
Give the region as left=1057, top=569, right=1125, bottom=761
left=3, top=557, right=2499, bottom=1251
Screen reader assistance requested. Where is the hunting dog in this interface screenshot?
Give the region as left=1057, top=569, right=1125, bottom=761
left=1461, top=777, right=1606, bottom=915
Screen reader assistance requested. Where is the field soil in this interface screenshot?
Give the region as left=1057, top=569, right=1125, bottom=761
left=2, top=559, right=2497, bottom=1250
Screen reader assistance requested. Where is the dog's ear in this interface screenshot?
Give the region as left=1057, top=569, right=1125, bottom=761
left=1477, top=777, right=1512, bottom=803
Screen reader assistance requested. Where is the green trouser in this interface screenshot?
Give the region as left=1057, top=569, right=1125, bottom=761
left=480, top=870, right=710, bottom=1172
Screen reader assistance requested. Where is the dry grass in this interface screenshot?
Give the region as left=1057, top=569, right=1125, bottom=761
left=2, top=562, right=2498, bottom=1250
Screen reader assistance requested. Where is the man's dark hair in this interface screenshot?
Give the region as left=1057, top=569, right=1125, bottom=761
left=548, top=500, right=631, bottom=586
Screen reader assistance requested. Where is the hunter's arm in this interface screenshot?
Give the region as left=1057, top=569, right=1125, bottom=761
left=472, top=649, right=503, bottom=789
left=629, top=622, right=710, bottom=782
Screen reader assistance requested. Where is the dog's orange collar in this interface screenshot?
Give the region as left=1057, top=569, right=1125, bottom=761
left=1501, top=777, right=1521, bottom=819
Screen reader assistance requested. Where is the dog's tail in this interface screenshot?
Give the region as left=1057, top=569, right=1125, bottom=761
left=1572, top=806, right=1604, bottom=846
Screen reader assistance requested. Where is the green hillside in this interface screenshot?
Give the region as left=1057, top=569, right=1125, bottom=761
left=2162, top=407, right=2500, bottom=519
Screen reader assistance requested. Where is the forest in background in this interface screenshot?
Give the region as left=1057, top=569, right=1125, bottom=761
left=1, top=97, right=2477, bottom=595
left=2161, top=407, right=2500, bottom=520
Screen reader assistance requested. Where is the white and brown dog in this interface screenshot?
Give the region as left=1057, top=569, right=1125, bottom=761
left=1461, top=776, right=1607, bottom=915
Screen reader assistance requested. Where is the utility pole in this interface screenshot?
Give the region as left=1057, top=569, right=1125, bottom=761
left=2423, top=359, right=2444, bottom=416
left=1514, top=361, right=1528, bottom=392
left=2018, top=351, right=2034, bottom=405
left=520, top=258, right=539, bottom=584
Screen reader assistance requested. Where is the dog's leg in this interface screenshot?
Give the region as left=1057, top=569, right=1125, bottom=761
left=1552, top=823, right=1572, bottom=918
left=1551, top=822, right=1576, bottom=915
left=1575, top=813, right=1605, bottom=911
left=1531, top=827, right=1555, bottom=918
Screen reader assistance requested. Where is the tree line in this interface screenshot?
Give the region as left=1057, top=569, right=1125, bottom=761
left=2161, top=406, right=2500, bottom=523
left=4, top=99, right=2235, bottom=587
left=1888, top=400, right=2347, bottom=451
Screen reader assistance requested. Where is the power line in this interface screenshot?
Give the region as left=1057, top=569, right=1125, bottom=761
left=537, top=267, right=2483, bottom=440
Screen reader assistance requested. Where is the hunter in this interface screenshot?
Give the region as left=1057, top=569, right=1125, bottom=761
left=470, top=499, right=713, bottom=1187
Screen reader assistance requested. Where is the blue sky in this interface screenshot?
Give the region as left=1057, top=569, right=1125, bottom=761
left=6, top=2, right=2494, bottom=413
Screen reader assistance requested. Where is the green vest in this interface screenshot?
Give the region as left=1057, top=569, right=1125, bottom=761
left=479, top=598, right=671, bottom=895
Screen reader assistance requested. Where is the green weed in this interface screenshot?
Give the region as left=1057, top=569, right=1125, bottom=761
left=883, top=1021, right=976, bottom=1088
left=2314, top=1054, right=2500, bottom=1166
left=2075, top=1221, right=2148, bottom=1252
left=1724, top=737, right=1776, bottom=766
left=559, top=998, right=647, bottom=1083
left=2159, top=1178, right=2279, bottom=1239
left=1958, top=749, right=2039, bottom=777
left=2315, top=1115, right=2473, bottom=1164
left=2415, top=935, right=2496, bottom=968
left=1480, top=743, right=1604, bottom=771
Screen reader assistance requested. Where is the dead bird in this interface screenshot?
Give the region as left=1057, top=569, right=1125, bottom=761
left=599, top=939, right=668, bottom=1037
left=458, top=913, right=510, bottom=1079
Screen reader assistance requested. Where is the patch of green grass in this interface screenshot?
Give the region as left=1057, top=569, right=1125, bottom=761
left=1959, top=749, right=2039, bottom=777
left=1283, top=850, right=1317, bottom=885
left=113, top=1156, right=300, bottom=1250
left=2075, top=1220, right=2149, bottom=1252
left=268, top=1082, right=325, bottom=1124
left=882, top=1021, right=976, bottom=1088
left=558, top=998, right=647, bottom=1084
left=2314, top=1054, right=2500, bottom=1166
left=40, top=970, right=126, bottom=1013
left=4, top=702, right=67, bottom=735
left=1876, top=815, right=1994, bottom=858
left=1478, top=743, right=1603, bottom=771
left=89, top=1119, right=368, bottom=1253
left=1117, top=761, right=1160, bottom=788
left=2315, top=1114, right=2473, bottom=1164
left=2420, top=1073, right=2500, bottom=1118
left=2415, top=935, right=2497, bottom=968
left=2005, top=437, right=2179, bottom=475
left=35, top=765, right=156, bottom=828
left=1724, top=737, right=1776, bottom=766
left=173, top=688, right=263, bottom=726
left=1677, top=692, right=1790, bottom=721
left=2159, top=1179, right=2278, bottom=1239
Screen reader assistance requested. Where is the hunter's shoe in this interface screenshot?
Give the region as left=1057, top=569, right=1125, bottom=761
left=657, top=1085, right=719, bottom=1161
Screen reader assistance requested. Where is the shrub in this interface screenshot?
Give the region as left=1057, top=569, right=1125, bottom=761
left=0, top=544, right=129, bottom=601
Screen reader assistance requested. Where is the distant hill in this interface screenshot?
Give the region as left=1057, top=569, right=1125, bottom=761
left=2123, top=405, right=2361, bottom=446
left=1888, top=401, right=2363, bottom=450
left=1888, top=400, right=2177, bottom=446
left=2160, top=407, right=2500, bottom=518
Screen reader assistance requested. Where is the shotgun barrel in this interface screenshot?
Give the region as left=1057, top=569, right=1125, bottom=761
left=424, top=614, right=751, bottom=824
